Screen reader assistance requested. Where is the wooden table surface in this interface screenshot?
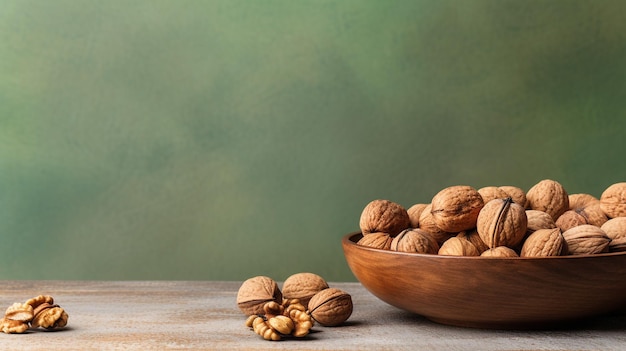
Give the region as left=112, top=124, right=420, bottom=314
left=1, top=280, right=625, bottom=350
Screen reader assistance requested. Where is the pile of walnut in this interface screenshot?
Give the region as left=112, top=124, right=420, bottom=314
left=358, top=180, right=626, bottom=257
left=1, top=295, right=68, bottom=334
left=236, top=273, right=352, bottom=341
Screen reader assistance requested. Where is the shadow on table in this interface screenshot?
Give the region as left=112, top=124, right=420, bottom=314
left=389, top=308, right=626, bottom=332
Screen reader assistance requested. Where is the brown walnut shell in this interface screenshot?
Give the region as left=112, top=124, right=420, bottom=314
left=526, top=210, right=557, bottom=233
left=478, top=186, right=509, bottom=204
left=555, top=210, right=586, bottom=232
left=600, top=182, right=626, bottom=218
left=456, top=229, right=489, bottom=254
left=418, top=204, right=455, bottom=245
left=407, top=203, right=428, bottom=228
left=601, top=217, right=626, bottom=252
left=526, top=179, right=569, bottom=220
left=556, top=205, right=608, bottom=232
left=357, top=232, right=393, bottom=250
left=499, top=185, right=528, bottom=208
left=476, top=198, right=528, bottom=249
left=521, top=228, right=565, bottom=257
left=569, top=193, right=600, bottom=210
left=562, top=224, right=611, bottom=255
left=480, top=246, right=519, bottom=257
left=308, top=288, right=353, bottom=327
left=390, top=228, right=439, bottom=254
left=438, top=237, right=480, bottom=256
left=431, top=185, right=484, bottom=232
left=359, top=199, right=410, bottom=236
left=282, top=272, right=329, bottom=308
left=236, top=276, right=283, bottom=315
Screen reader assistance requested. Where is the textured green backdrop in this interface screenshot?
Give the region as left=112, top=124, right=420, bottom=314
left=1, top=0, right=626, bottom=281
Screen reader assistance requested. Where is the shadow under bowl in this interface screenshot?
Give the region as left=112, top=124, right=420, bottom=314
left=342, top=232, right=626, bottom=329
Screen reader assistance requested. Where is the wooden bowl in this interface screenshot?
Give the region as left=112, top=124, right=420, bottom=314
left=342, top=232, right=626, bottom=329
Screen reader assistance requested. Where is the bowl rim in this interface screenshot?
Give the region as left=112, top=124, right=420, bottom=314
left=343, top=232, right=626, bottom=260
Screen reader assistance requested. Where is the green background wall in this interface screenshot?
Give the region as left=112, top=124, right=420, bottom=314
left=1, top=0, right=625, bottom=281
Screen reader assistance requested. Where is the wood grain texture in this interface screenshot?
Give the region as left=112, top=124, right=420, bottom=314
left=343, top=233, right=626, bottom=329
left=1, top=280, right=626, bottom=350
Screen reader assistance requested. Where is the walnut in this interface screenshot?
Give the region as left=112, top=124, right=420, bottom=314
left=308, top=288, right=352, bottom=327
left=438, top=237, right=480, bottom=256
left=0, top=318, right=29, bottom=334
left=357, top=232, right=393, bottom=250
left=282, top=273, right=329, bottom=308
left=359, top=199, right=410, bottom=236
left=456, top=229, right=489, bottom=254
left=4, top=303, right=33, bottom=322
left=431, top=185, right=484, bottom=232
left=476, top=198, right=527, bottom=249
left=390, top=228, right=439, bottom=254
left=562, top=224, right=611, bottom=255
left=569, top=193, right=600, bottom=210
left=30, top=303, right=68, bottom=329
left=499, top=185, right=528, bottom=208
left=600, top=182, right=626, bottom=218
left=480, top=246, right=518, bottom=257
left=520, top=228, right=565, bottom=257
left=407, top=203, right=428, bottom=228
left=478, top=186, right=509, bottom=204
left=609, top=237, right=626, bottom=252
left=601, top=217, right=626, bottom=252
left=417, top=204, right=455, bottom=244
left=237, top=276, right=283, bottom=316
left=526, top=179, right=569, bottom=220
left=556, top=205, right=608, bottom=232
left=526, top=210, right=557, bottom=233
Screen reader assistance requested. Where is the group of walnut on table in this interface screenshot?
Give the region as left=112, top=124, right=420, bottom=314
left=358, top=180, right=626, bottom=257
left=1, top=295, right=68, bottom=334
left=237, top=273, right=353, bottom=341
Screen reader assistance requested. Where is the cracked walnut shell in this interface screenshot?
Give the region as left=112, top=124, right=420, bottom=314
left=237, top=276, right=283, bottom=316
left=308, top=288, right=352, bottom=327
left=359, top=199, right=410, bottom=236
left=431, top=185, right=484, bottom=232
